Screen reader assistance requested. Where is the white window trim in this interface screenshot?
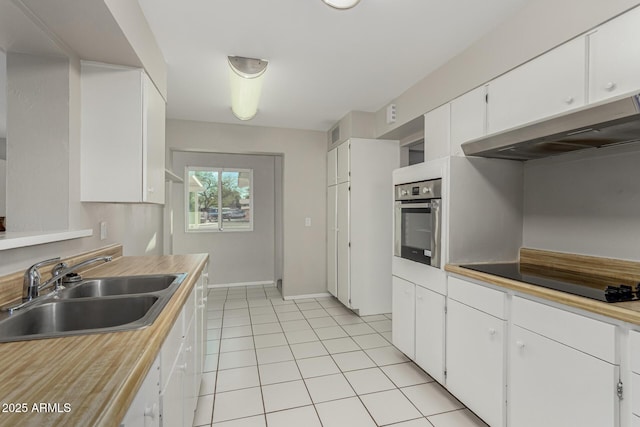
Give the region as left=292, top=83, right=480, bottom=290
left=184, top=166, right=254, bottom=233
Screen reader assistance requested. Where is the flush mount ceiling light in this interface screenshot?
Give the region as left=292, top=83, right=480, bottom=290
left=228, top=56, right=268, bottom=121
left=322, top=0, right=360, bottom=9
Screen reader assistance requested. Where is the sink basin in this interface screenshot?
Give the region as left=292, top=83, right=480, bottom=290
left=0, top=273, right=187, bottom=342
left=0, top=296, right=159, bottom=342
left=58, top=274, right=181, bottom=298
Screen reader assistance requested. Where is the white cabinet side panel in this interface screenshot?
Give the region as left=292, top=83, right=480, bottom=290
left=349, top=138, right=399, bottom=315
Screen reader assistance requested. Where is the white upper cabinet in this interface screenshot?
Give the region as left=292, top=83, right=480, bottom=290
left=487, top=36, right=586, bottom=135
left=424, top=104, right=451, bottom=162
left=336, top=142, right=350, bottom=184
left=81, top=62, right=166, bottom=204
left=327, top=147, right=338, bottom=186
left=589, top=6, right=640, bottom=103
left=450, top=85, right=487, bottom=156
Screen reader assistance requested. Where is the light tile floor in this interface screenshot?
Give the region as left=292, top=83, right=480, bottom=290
left=194, top=284, right=488, bottom=427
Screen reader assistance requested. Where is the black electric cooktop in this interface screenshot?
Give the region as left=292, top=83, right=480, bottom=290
left=459, top=262, right=639, bottom=303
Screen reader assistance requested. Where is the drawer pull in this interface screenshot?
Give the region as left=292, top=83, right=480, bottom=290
left=516, top=340, right=525, bottom=349
left=605, top=82, right=617, bottom=91
left=488, top=328, right=496, bottom=336
left=564, top=96, right=574, bottom=105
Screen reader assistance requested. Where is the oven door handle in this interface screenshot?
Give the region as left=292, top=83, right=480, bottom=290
left=395, top=202, right=433, bottom=209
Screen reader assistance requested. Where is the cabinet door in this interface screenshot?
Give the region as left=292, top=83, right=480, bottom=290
left=337, top=142, right=350, bottom=184
left=450, top=86, right=486, bottom=156
left=415, top=286, right=445, bottom=384
left=589, top=6, right=640, bottom=103
left=161, top=353, right=184, bottom=427
left=509, top=325, right=619, bottom=427
left=336, top=182, right=350, bottom=307
left=487, top=36, right=586, bottom=135
left=142, top=74, right=166, bottom=204
left=392, top=276, right=415, bottom=359
left=424, top=104, right=450, bottom=162
left=183, top=318, right=198, bottom=427
left=327, top=148, right=338, bottom=186
left=327, top=185, right=338, bottom=298
left=121, top=356, right=161, bottom=427
left=446, top=299, right=505, bottom=427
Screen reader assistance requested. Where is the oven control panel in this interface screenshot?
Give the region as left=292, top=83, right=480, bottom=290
left=395, top=178, right=442, bottom=201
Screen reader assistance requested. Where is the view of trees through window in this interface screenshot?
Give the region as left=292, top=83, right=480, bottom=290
left=187, top=168, right=252, bottom=231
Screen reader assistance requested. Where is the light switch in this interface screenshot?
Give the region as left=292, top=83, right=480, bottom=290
left=100, top=221, right=107, bottom=240
left=305, top=217, right=312, bottom=227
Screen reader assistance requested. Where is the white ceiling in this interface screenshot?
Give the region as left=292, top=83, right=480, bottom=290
left=138, top=0, right=530, bottom=132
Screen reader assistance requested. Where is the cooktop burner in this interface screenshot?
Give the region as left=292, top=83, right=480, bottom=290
left=459, top=262, right=639, bottom=303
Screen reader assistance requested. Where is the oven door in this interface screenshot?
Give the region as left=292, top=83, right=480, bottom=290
left=394, top=200, right=441, bottom=267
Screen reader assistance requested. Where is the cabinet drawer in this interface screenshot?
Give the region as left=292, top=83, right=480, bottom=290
left=630, top=330, right=640, bottom=374
left=448, top=276, right=506, bottom=319
left=392, top=257, right=446, bottom=294
left=512, top=297, right=616, bottom=363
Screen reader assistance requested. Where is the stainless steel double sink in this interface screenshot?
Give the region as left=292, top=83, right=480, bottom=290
left=0, top=273, right=187, bottom=342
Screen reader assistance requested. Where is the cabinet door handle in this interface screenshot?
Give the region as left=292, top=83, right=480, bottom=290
left=604, top=82, right=617, bottom=91
left=564, top=96, right=574, bottom=105
left=516, top=340, right=525, bottom=349
left=488, top=328, right=496, bottom=336
left=148, top=187, right=155, bottom=193
left=144, top=403, right=159, bottom=420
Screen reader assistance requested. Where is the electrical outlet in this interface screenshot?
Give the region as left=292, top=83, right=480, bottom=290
left=100, top=221, right=107, bottom=240
left=305, top=217, right=312, bottom=227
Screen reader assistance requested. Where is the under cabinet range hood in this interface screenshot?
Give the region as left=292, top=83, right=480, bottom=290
left=462, top=93, right=640, bottom=161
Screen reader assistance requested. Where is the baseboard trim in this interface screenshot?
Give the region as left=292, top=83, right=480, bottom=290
left=208, top=280, right=275, bottom=289
left=283, top=292, right=333, bottom=301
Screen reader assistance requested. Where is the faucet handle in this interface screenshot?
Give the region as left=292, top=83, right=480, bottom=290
left=23, top=257, right=61, bottom=300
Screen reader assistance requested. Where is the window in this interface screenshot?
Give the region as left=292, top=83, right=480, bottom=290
left=186, top=167, right=252, bottom=232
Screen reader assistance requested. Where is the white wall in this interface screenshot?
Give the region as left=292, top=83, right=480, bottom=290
left=6, top=53, right=69, bottom=232
left=376, top=0, right=640, bottom=138
left=522, top=144, right=640, bottom=261
left=172, top=151, right=276, bottom=285
left=166, top=119, right=326, bottom=298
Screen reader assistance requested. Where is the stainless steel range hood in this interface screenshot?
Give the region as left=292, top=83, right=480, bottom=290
left=462, top=93, right=640, bottom=161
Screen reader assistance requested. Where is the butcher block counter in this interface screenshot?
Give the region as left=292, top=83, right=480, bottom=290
left=0, top=247, right=208, bottom=427
left=446, top=248, right=640, bottom=325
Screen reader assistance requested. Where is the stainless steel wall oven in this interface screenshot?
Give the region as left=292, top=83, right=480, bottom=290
left=394, top=179, right=442, bottom=267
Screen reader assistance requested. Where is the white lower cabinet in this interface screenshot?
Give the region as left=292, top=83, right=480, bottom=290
left=392, top=271, right=446, bottom=382
left=446, top=299, right=505, bottom=427
left=509, top=296, right=618, bottom=427
left=438, top=276, right=623, bottom=427
left=121, top=356, right=161, bottom=427
left=415, top=286, right=445, bottom=384
left=392, top=275, right=415, bottom=359
left=510, top=325, right=618, bottom=427
left=122, top=271, right=207, bottom=427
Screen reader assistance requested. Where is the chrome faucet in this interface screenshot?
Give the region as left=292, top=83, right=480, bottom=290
left=22, top=256, right=113, bottom=302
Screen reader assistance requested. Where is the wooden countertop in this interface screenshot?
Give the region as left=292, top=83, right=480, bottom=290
left=0, top=253, right=208, bottom=427
left=446, top=263, right=640, bottom=325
